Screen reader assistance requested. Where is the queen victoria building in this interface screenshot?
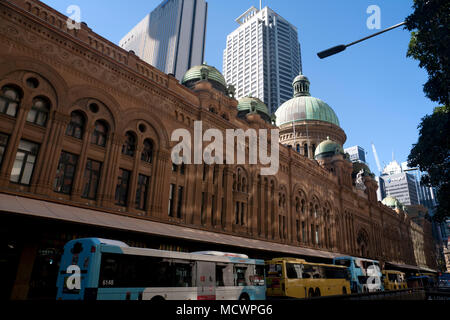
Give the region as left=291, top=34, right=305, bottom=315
left=0, top=0, right=438, bottom=300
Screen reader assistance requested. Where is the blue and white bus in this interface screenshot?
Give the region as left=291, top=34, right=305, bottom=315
left=56, top=238, right=266, bottom=300
left=333, top=256, right=384, bottom=293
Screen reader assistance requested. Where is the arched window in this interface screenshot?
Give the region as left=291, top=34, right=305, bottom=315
left=66, top=111, right=85, bottom=139
left=141, top=139, right=154, bottom=163
left=27, top=97, right=50, bottom=127
left=303, top=143, right=308, bottom=157
left=91, top=120, right=108, bottom=147
left=0, top=85, right=22, bottom=117
left=296, top=144, right=300, bottom=153
left=122, top=131, right=136, bottom=157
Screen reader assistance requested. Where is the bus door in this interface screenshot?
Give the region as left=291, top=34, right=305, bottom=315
left=265, top=263, right=284, bottom=296
left=196, top=261, right=216, bottom=300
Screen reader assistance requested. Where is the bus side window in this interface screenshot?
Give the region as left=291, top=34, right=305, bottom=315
left=222, top=264, right=234, bottom=286
left=312, top=266, right=322, bottom=279
left=286, top=263, right=302, bottom=279
left=286, top=263, right=297, bottom=279
left=254, top=265, right=265, bottom=286
left=216, top=265, right=225, bottom=287
left=302, top=265, right=314, bottom=279
left=235, top=266, right=248, bottom=286
left=173, top=262, right=193, bottom=287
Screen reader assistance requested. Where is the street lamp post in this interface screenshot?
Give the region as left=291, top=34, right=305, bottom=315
left=317, top=22, right=406, bottom=59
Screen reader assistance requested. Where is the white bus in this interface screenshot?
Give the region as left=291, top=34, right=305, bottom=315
left=56, top=238, right=266, bottom=300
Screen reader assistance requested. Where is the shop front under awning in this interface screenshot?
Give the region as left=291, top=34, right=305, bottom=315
left=386, top=261, right=438, bottom=273
left=0, top=193, right=344, bottom=259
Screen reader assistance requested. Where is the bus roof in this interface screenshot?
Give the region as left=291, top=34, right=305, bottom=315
left=192, top=251, right=249, bottom=259
left=383, top=270, right=405, bottom=274
left=334, top=256, right=380, bottom=263
left=64, top=238, right=129, bottom=248
left=101, top=243, right=263, bottom=264
left=266, top=257, right=348, bottom=269
left=63, top=238, right=263, bottom=264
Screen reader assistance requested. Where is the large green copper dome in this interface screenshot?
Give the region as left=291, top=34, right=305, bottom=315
left=275, top=74, right=340, bottom=127
left=182, top=64, right=227, bottom=93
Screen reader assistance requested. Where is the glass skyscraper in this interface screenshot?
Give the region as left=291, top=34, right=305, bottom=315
left=119, top=0, right=208, bottom=81
left=223, top=6, right=302, bottom=114
left=344, top=145, right=367, bottom=163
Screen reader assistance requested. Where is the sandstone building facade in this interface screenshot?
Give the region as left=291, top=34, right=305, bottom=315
left=0, top=0, right=438, bottom=300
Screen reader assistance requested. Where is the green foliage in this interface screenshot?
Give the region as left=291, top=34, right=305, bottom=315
left=408, top=108, right=450, bottom=222
left=405, top=0, right=450, bottom=107
left=406, top=0, right=450, bottom=221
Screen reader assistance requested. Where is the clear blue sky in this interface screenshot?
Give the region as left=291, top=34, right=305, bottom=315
left=42, top=0, right=437, bottom=174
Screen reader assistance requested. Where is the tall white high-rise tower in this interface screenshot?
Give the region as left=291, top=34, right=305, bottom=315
left=223, top=6, right=302, bottom=114
left=120, top=0, right=208, bottom=81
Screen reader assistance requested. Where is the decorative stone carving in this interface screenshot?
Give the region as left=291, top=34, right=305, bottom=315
left=355, top=169, right=366, bottom=191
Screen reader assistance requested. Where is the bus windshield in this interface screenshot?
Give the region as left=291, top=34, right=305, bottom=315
left=265, top=263, right=283, bottom=277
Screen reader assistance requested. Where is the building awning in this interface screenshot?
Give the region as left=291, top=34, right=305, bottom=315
left=386, top=261, right=438, bottom=273
left=0, top=193, right=343, bottom=259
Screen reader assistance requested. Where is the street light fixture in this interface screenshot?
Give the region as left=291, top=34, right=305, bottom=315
left=317, top=22, right=406, bottom=59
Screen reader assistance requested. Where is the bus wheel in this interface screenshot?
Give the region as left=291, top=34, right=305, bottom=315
left=308, top=288, right=315, bottom=298
left=314, top=288, right=321, bottom=297
left=343, top=287, right=347, bottom=295
left=239, top=293, right=250, bottom=301
left=151, top=296, right=165, bottom=301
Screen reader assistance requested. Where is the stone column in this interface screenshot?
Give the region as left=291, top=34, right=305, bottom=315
left=223, top=166, right=233, bottom=231
left=0, top=97, right=32, bottom=185
left=150, top=149, right=170, bottom=219
left=33, top=111, right=71, bottom=195
left=250, top=174, right=258, bottom=236
left=185, top=164, right=198, bottom=225
left=71, top=124, right=94, bottom=201
left=96, top=130, right=115, bottom=207
left=99, top=133, right=122, bottom=207
left=126, top=143, right=143, bottom=213
left=192, top=165, right=203, bottom=226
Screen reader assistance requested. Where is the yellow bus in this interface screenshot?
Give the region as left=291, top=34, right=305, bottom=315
left=382, top=270, right=407, bottom=290
left=265, top=258, right=351, bottom=298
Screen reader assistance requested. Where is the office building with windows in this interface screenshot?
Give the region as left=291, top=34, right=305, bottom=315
left=401, top=162, right=437, bottom=214
left=377, top=160, right=419, bottom=205
left=223, top=6, right=302, bottom=114
left=344, top=145, right=367, bottom=164
left=119, top=0, right=208, bottom=81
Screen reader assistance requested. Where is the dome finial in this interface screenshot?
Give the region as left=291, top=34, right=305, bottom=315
left=292, top=73, right=310, bottom=97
